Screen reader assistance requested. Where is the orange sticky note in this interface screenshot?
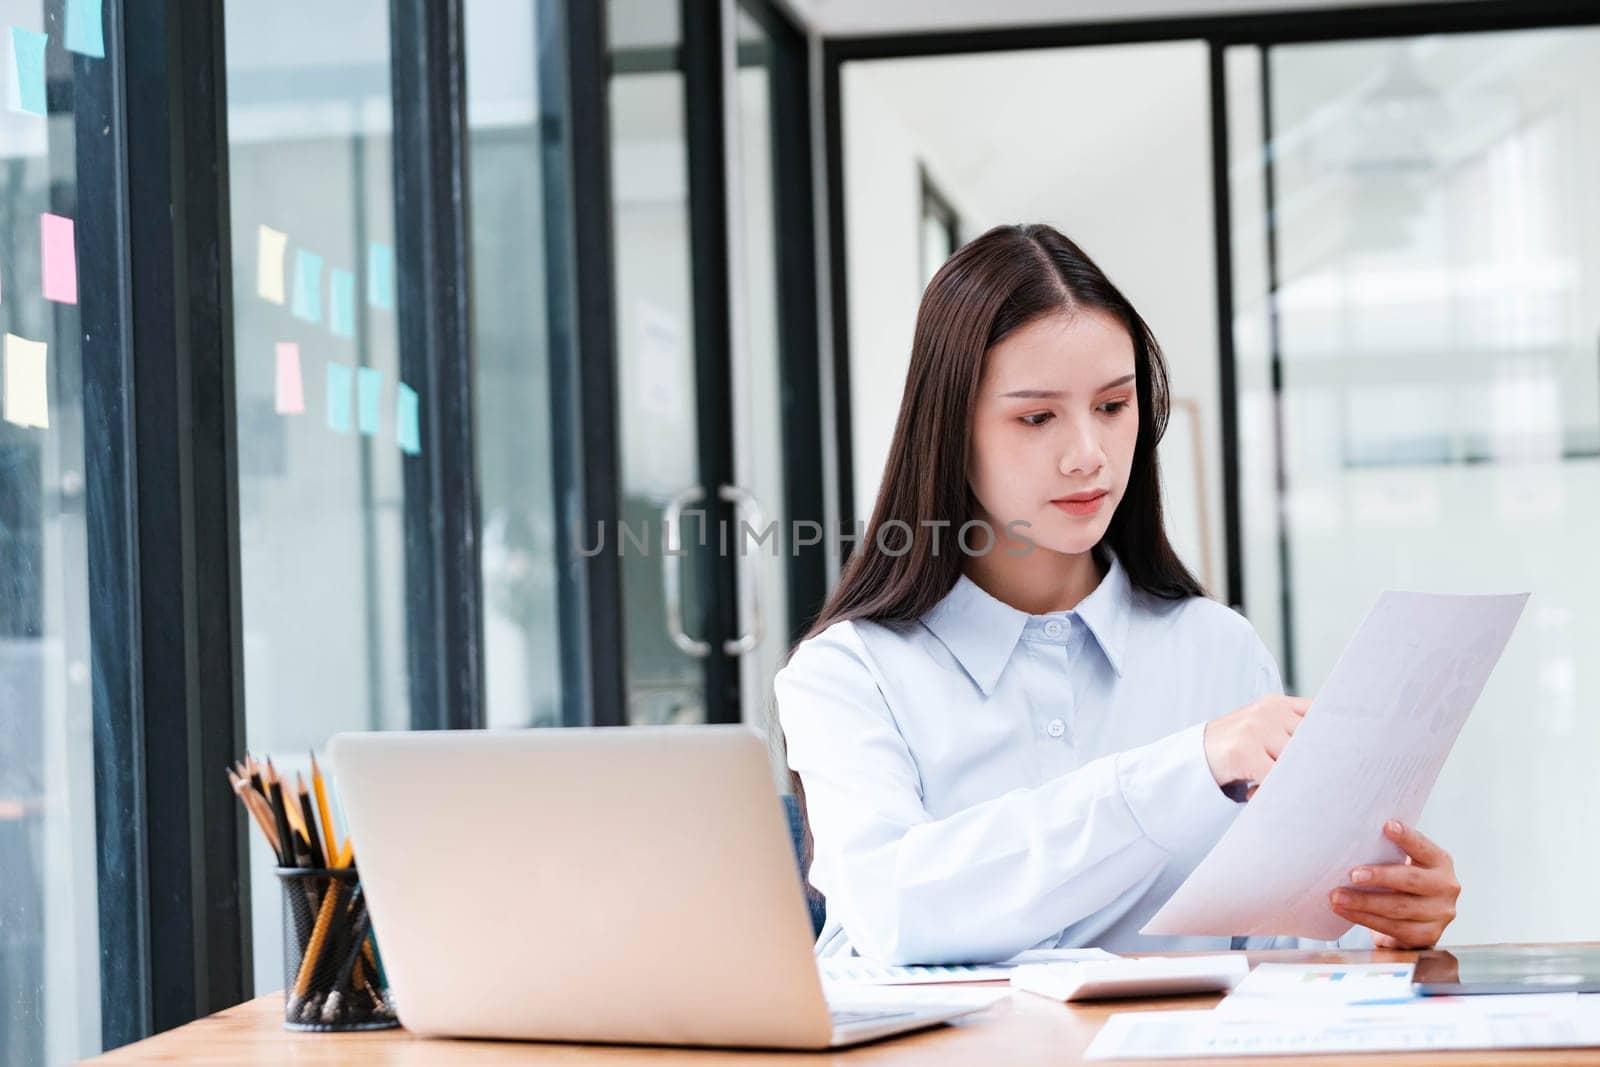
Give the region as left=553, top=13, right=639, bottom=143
left=40, top=214, right=77, bottom=304
left=274, top=342, right=304, bottom=414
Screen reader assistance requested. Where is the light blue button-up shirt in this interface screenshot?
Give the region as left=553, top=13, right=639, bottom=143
left=775, top=548, right=1370, bottom=963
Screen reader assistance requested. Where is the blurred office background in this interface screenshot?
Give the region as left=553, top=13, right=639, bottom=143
left=2, top=0, right=1597, bottom=1061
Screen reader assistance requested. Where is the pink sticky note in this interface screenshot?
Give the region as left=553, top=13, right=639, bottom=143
left=274, top=342, right=305, bottom=414
left=40, top=214, right=77, bottom=304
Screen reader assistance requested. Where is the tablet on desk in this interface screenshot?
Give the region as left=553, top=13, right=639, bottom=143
left=1413, top=946, right=1600, bottom=995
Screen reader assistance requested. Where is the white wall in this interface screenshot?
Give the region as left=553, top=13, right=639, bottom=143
left=841, top=65, right=988, bottom=528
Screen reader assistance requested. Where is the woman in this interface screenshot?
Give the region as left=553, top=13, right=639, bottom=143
left=774, top=223, right=1459, bottom=965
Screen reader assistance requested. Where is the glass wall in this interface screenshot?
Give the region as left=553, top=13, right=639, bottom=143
left=1231, top=26, right=1600, bottom=943
left=222, top=0, right=412, bottom=994
left=222, top=0, right=575, bottom=986
left=467, top=0, right=565, bottom=729
left=0, top=1, right=112, bottom=1062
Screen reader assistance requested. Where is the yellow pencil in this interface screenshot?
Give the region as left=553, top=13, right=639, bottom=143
left=292, top=880, right=343, bottom=999
left=309, top=751, right=340, bottom=859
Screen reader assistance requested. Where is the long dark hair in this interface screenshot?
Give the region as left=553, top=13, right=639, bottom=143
left=776, top=223, right=1205, bottom=896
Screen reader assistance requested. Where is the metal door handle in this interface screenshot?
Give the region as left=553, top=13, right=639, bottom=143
left=662, top=486, right=711, bottom=657
left=719, top=483, right=765, bottom=656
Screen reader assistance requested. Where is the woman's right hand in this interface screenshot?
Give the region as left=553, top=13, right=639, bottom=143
left=1202, top=696, right=1311, bottom=798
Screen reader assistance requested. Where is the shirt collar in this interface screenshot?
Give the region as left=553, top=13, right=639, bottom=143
left=920, top=548, right=1132, bottom=695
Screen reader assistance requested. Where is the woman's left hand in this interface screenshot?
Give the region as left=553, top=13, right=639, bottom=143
left=1328, top=820, right=1460, bottom=949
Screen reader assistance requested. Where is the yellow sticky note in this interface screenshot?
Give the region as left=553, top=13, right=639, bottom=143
left=4, top=333, right=49, bottom=429
left=257, top=225, right=287, bottom=304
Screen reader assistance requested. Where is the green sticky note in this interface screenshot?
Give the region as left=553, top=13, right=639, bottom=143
left=326, top=362, right=353, bottom=434
left=330, top=268, right=356, bottom=337
left=291, top=248, right=323, bottom=323
left=396, top=383, right=420, bottom=455
left=9, top=27, right=48, bottom=117
left=66, top=0, right=106, bottom=58
left=367, top=242, right=394, bottom=310
left=357, top=367, right=381, bottom=436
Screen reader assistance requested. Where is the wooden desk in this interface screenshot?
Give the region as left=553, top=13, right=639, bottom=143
left=85, top=946, right=1600, bottom=1065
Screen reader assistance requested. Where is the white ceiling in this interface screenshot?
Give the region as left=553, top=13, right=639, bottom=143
left=787, top=0, right=1469, bottom=37
left=845, top=40, right=1212, bottom=229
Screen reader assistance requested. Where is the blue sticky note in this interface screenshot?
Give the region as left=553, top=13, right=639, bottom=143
left=357, top=367, right=382, bottom=436
left=396, top=383, right=420, bottom=455
left=66, top=0, right=106, bottom=58
left=367, top=242, right=394, bottom=311
left=291, top=248, right=323, bottom=322
left=326, top=362, right=353, bottom=434
left=330, top=268, right=356, bottom=337
left=10, top=28, right=48, bottom=117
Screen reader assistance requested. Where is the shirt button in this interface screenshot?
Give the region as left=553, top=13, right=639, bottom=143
left=1046, top=718, right=1066, bottom=738
left=1043, top=619, right=1065, bottom=639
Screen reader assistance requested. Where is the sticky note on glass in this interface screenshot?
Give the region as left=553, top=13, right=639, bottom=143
left=256, top=225, right=287, bottom=304
left=367, top=241, right=395, bottom=310
left=40, top=214, right=78, bottom=304
left=396, top=382, right=420, bottom=455
left=4, top=333, right=49, bottom=428
left=326, top=362, right=353, bottom=433
left=9, top=27, right=48, bottom=117
left=330, top=268, right=356, bottom=338
left=292, top=249, right=323, bottom=322
left=66, top=0, right=105, bottom=58
left=274, top=342, right=304, bottom=415
left=357, top=367, right=382, bottom=435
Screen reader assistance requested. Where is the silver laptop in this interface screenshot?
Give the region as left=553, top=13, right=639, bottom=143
left=328, top=725, right=995, bottom=1049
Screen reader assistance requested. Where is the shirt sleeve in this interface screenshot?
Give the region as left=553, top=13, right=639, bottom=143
left=1243, top=620, right=1287, bottom=700
left=775, top=623, right=1242, bottom=965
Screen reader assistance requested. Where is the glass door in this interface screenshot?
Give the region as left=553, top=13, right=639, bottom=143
left=608, top=0, right=823, bottom=727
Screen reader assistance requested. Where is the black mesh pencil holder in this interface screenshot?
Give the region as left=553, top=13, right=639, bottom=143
left=276, top=866, right=400, bottom=1031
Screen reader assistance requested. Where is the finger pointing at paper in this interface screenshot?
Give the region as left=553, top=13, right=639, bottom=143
left=1328, top=820, right=1460, bottom=948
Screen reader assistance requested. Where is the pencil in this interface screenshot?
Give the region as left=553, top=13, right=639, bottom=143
left=267, top=776, right=296, bottom=869
left=292, top=878, right=345, bottom=1000
left=246, top=753, right=268, bottom=800
left=296, top=775, right=327, bottom=869
left=227, top=769, right=282, bottom=860
left=280, top=770, right=308, bottom=843
left=310, top=751, right=339, bottom=860
left=319, top=907, right=372, bottom=1024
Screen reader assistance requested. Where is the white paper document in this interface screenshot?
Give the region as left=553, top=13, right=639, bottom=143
left=819, top=947, right=1113, bottom=986
left=1144, top=590, right=1528, bottom=939
left=1084, top=995, right=1599, bottom=1059
left=1212, top=962, right=1416, bottom=1015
